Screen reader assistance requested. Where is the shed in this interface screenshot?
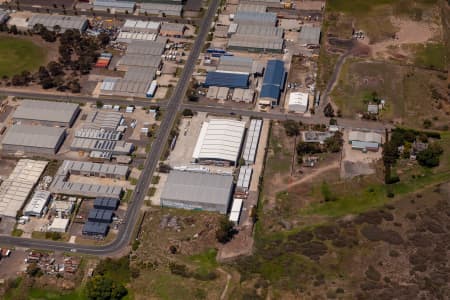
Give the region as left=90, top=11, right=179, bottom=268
left=2, top=124, right=66, bottom=155
left=94, top=197, right=119, bottom=210
left=48, top=218, right=70, bottom=233
left=82, top=221, right=109, bottom=236
left=204, top=71, right=249, bottom=89
left=13, top=100, right=80, bottom=127
left=298, top=25, right=321, bottom=47
left=234, top=11, right=277, bottom=26
left=288, top=92, right=309, bottom=113
left=229, top=198, right=243, bottom=224
left=23, top=190, right=51, bottom=217
left=259, top=60, right=286, bottom=106
left=160, top=171, right=234, bottom=214
left=192, top=119, right=246, bottom=165
left=88, top=209, right=113, bottom=223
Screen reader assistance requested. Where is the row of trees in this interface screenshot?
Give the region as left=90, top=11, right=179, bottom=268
left=8, top=26, right=107, bottom=93
left=383, top=128, right=443, bottom=183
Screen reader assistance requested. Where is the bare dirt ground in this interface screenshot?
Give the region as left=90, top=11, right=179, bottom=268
left=340, top=130, right=381, bottom=178
left=0, top=249, right=28, bottom=280
left=273, top=160, right=340, bottom=194
left=362, top=17, right=441, bottom=60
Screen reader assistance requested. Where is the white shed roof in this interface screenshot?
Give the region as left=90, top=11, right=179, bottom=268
left=0, top=159, right=47, bottom=217
left=288, top=92, right=309, bottom=113
left=23, top=190, right=51, bottom=216
left=349, top=131, right=382, bottom=144
left=48, top=218, right=70, bottom=232
left=192, top=119, right=246, bottom=163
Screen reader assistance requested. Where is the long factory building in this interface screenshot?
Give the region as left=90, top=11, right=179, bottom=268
left=0, top=160, right=48, bottom=218
left=192, top=119, right=246, bottom=166
left=50, top=160, right=128, bottom=198
left=1, top=124, right=66, bottom=155
left=160, top=170, right=234, bottom=214
left=28, top=14, right=88, bottom=33
left=13, top=100, right=80, bottom=127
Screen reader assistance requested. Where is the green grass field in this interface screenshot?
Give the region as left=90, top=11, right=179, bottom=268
left=302, top=132, right=450, bottom=217
left=331, top=60, right=450, bottom=128
left=0, top=36, right=47, bottom=77
left=414, top=43, right=448, bottom=71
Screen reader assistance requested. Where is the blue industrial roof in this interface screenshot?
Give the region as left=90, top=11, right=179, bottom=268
left=260, top=60, right=286, bottom=100
left=82, top=221, right=109, bottom=236
left=93, top=0, right=136, bottom=9
left=94, top=197, right=119, bottom=210
left=88, top=209, right=113, bottom=223
left=204, top=71, right=249, bottom=88
left=263, top=60, right=285, bottom=86
left=260, top=84, right=280, bottom=99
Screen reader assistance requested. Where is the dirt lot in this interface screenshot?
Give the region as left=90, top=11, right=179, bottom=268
left=330, top=61, right=449, bottom=129
left=0, top=248, right=28, bottom=280
left=0, top=158, right=17, bottom=178
left=261, top=122, right=342, bottom=229
left=130, top=208, right=234, bottom=300
left=340, top=129, right=381, bottom=178
left=364, top=17, right=442, bottom=60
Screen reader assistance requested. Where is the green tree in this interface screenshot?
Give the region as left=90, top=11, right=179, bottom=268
left=382, top=142, right=399, bottom=166
left=216, top=216, right=236, bottom=244
left=325, top=132, right=343, bottom=153
left=182, top=108, right=194, bottom=117
left=323, top=103, right=335, bottom=117
left=416, top=142, right=443, bottom=168
left=85, top=275, right=127, bottom=300
left=26, top=263, right=43, bottom=277
left=283, top=119, right=300, bottom=137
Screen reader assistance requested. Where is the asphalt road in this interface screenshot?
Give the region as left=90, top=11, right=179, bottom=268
left=0, top=89, right=166, bottom=107
left=181, top=103, right=391, bottom=131
left=0, top=0, right=220, bottom=255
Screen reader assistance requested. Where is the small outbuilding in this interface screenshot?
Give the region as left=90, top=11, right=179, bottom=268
left=48, top=218, right=70, bottom=233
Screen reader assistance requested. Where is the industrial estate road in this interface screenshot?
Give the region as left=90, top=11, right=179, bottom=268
left=0, top=0, right=220, bottom=256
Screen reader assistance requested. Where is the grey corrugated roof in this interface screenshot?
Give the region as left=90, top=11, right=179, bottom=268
left=218, top=56, right=254, bottom=73
left=123, top=66, right=156, bottom=82
left=236, top=24, right=283, bottom=38
left=234, top=11, right=277, bottom=26
left=13, top=100, right=79, bottom=124
left=299, top=25, right=321, bottom=45
left=28, top=14, right=88, bottom=32
left=140, top=3, right=182, bottom=15
left=126, top=40, right=165, bottom=55
left=237, top=3, right=267, bottom=13
left=161, top=171, right=233, bottom=206
left=228, top=34, right=283, bottom=51
left=119, top=54, right=161, bottom=68
left=2, top=124, right=65, bottom=149
left=160, top=22, right=185, bottom=32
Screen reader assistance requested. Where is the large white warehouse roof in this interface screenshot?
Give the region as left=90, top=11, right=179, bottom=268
left=0, top=159, right=48, bottom=218
left=192, top=119, right=246, bottom=164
